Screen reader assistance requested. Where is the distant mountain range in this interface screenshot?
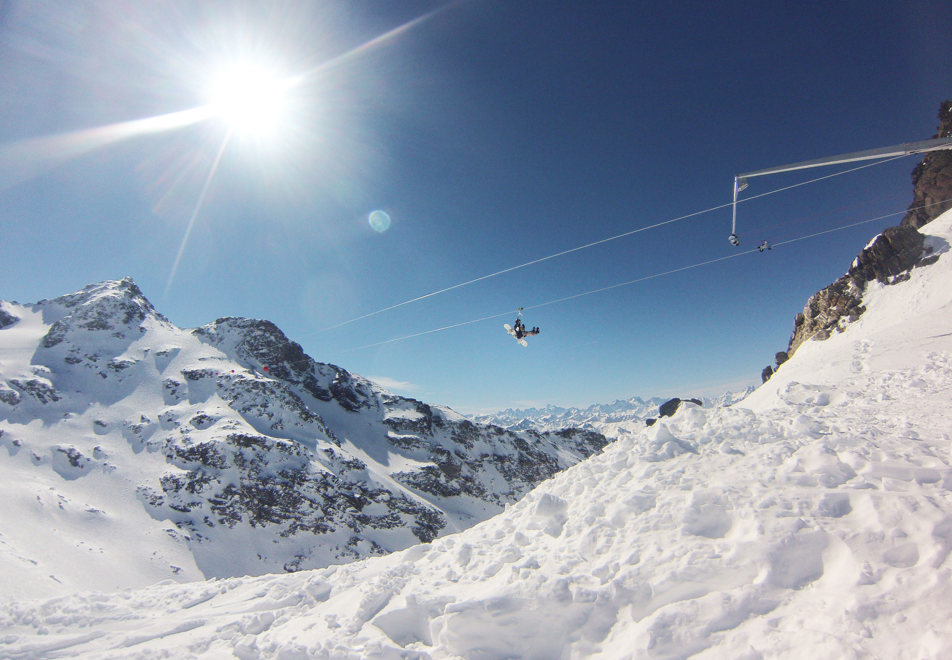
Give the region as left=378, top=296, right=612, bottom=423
left=0, top=278, right=607, bottom=596
left=475, top=389, right=753, bottom=434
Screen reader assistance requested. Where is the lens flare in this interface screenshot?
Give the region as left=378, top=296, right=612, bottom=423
left=368, top=209, right=392, bottom=232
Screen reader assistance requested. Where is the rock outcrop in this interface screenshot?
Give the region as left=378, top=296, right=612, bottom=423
left=902, top=100, right=952, bottom=229
left=0, top=307, right=17, bottom=329
left=786, top=224, right=926, bottom=355
left=766, top=103, right=951, bottom=370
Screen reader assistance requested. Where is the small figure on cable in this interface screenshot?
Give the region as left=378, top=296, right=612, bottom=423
left=504, top=307, right=540, bottom=346
left=758, top=240, right=773, bottom=253
left=512, top=318, right=540, bottom=340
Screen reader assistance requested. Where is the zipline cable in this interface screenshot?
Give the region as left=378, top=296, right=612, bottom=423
left=323, top=154, right=911, bottom=332
left=339, top=197, right=951, bottom=353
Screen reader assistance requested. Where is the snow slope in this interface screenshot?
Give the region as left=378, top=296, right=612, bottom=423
left=2, top=211, right=952, bottom=658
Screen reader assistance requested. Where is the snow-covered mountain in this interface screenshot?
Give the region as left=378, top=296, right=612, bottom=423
left=0, top=279, right=607, bottom=599
left=3, top=208, right=952, bottom=657
left=476, top=389, right=753, bottom=433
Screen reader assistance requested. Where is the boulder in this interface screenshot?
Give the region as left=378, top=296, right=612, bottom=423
left=658, top=397, right=702, bottom=418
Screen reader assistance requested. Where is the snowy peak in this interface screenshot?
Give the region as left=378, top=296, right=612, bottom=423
left=2, top=278, right=174, bottom=416
left=0, top=278, right=610, bottom=596
left=194, top=316, right=387, bottom=415
left=193, top=316, right=308, bottom=377
left=41, top=276, right=167, bottom=342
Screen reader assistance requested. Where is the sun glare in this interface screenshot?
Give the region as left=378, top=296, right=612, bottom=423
left=206, top=62, right=289, bottom=136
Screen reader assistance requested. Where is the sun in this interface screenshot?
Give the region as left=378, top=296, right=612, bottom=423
left=205, top=61, right=290, bottom=137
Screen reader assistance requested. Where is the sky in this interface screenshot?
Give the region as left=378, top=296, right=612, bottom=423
left=1, top=0, right=951, bottom=414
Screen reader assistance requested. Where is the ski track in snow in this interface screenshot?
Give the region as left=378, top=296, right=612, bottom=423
left=3, top=212, right=952, bottom=658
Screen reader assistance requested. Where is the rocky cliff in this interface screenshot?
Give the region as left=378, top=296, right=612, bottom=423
left=764, top=102, right=951, bottom=376
left=902, top=100, right=952, bottom=229
left=786, top=223, right=929, bottom=355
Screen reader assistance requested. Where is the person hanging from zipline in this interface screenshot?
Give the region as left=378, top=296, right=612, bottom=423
left=512, top=317, right=540, bottom=340
left=504, top=307, right=540, bottom=346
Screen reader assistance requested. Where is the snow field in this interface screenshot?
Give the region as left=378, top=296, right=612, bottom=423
left=2, top=346, right=951, bottom=658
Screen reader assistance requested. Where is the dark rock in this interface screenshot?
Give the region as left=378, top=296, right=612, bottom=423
left=0, top=308, right=18, bottom=329
left=903, top=100, right=952, bottom=229
left=787, top=224, right=925, bottom=355
left=193, top=317, right=308, bottom=381
left=659, top=398, right=681, bottom=418
left=329, top=371, right=372, bottom=412
left=848, top=224, right=925, bottom=286
left=59, top=446, right=87, bottom=468
left=0, top=388, right=20, bottom=406
left=658, top=397, right=702, bottom=418
left=9, top=379, right=60, bottom=404
left=41, top=322, right=68, bottom=348
left=552, top=427, right=611, bottom=455
left=51, top=445, right=93, bottom=479
left=762, top=366, right=773, bottom=383
left=189, top=413, right=216, bottom=429
left=787, top=275, right=865, bottom=354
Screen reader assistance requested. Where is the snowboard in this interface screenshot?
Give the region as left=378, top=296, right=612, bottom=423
left=504, top=323, right=528, bottom=347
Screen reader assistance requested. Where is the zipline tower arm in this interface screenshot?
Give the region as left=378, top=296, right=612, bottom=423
left=729, top=136, right=952, bottom=245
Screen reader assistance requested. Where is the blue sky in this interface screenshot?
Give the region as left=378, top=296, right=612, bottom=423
left=2, top=1, right=950, bottom=413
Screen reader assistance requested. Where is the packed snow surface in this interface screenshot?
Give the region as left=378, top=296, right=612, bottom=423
left=3, top=211, right=952, bottom=658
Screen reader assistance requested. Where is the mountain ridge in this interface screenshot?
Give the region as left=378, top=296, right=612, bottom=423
left=476, top=389, right=753, bottom=433
left=0, top=279, right=608, bottom=597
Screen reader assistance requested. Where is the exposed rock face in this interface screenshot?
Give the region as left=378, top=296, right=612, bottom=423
left=787, top=269, right=865, bottom=355
left=0, top=307, right=17, bottom=329
left=768, top=103, right=952, bottom=373
left=787, top=224, right=925, bottom=355
left=902, top=100, right=952, bottom=229
left=1, top=279, right=611, bottom=578
left=849, top=224, right=926, bottom=285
